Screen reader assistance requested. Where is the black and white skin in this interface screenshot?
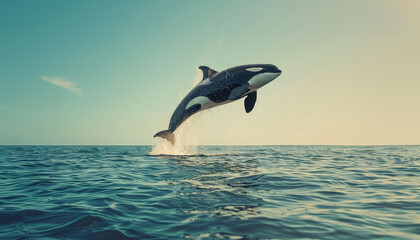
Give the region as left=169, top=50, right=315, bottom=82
left=154, top=64, right=282, bottom=144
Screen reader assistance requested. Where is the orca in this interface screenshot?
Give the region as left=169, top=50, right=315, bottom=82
left=154, top=64, right=282, bottom=144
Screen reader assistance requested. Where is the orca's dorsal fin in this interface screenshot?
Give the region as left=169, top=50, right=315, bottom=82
left=198, top=66, right=217, bottom=80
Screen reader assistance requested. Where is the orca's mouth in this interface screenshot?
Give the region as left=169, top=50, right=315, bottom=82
left=272, top=68, right=282, bottom=74
left=264, top=68, right=281, bottom=74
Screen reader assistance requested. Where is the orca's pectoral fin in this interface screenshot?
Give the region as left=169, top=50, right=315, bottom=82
left=154, top=130, right=175, bottom=145
left=229, top=84, right=250, bottom=100
left=244, top=91, right=257, bottom=113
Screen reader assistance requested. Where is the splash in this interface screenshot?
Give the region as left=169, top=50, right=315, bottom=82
left=150, top=69, right=207, bottom=156
left=150, top=112, right=207, bottom=155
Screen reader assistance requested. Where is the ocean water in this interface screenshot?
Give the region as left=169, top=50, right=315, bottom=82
left=0, top=145, right=419, bottom=239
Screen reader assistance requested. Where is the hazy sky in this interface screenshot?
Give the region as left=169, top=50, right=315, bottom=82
left=1, top=0, right=419, bottom=145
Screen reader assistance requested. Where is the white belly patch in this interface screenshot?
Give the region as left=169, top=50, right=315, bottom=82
left=185, top=96, right=216, bottom=110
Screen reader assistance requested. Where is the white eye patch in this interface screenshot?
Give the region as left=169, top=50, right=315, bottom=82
left=245, top=67, right=263, bottom=72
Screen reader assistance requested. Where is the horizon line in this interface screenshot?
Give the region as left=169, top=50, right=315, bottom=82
left=0, top=144, right=419, bottom=146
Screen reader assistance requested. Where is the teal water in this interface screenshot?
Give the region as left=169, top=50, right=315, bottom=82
left=0, top=145, right=419, bottom=239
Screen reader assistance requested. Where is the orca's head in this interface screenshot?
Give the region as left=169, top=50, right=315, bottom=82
left=244, top=64, right=282, bottom=91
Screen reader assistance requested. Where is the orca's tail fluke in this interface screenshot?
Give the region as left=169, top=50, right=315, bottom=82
left=154, top=130, right=175, bottom=145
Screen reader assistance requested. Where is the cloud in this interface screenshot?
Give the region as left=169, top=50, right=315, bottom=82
left=42, top=76, right=83, bottom=96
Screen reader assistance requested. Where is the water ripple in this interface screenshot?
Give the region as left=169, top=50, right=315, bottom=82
left=0, top=145, right=419, bottom=239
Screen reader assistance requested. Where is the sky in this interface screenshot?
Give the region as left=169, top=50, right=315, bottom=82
left=1, top=0, right=419, bottom=145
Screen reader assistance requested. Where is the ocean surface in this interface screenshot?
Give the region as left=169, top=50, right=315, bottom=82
left=0, top=145, right=419, bottom=239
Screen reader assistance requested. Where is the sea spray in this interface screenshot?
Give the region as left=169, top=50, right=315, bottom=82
left=150, top=68, right=207, bottom=155
left=150, top=109, right=208, bottom=155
